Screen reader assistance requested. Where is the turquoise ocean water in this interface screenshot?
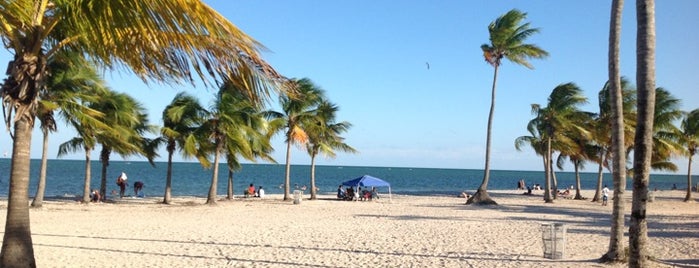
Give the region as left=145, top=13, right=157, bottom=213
left=0, top=159, right=692, bottom=198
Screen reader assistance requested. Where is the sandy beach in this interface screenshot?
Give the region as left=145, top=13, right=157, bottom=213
left=4, top=189, right=697, bottom=267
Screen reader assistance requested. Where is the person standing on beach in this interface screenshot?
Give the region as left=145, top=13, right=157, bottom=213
left=602, top=185, right=610, bottom=206
left=116, top=172, right=128, bottom=198
left=133, top=181, right=144, bottom=197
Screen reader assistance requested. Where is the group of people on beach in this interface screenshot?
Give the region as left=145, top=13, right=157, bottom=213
left=337, top=185, right=379, bottom=201
left=245, top=183, right=265, bottom=198
left=89, top=171, right=146, bottom=202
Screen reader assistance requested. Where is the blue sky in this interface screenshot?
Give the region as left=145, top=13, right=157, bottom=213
left=1, top=1, right=698, bottom=173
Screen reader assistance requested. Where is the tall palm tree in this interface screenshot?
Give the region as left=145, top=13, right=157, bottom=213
left=629, top=0, right=656, bottom=265
left=528, top=83, right=589, bottom=203
left=473, top=9, right=548, bottom=205
left=201, top=87, right=264, bottom=204
left=678, top=109, right=699, bottom=202
left=0, top=2, right=280, bottom=265
left=94, top=91, right=156, bottom=200
left=216, top=83, right=276, bottom=201
left=305, top=100, right=357, bottom=200
left=603, top=0, right=628, bottom=262
left=31, top=51, right=106, bottom=207
left=158, top=92, right=209, bottom=204
left=267, top=78, right=325, bottom=201
left=591, top=78, right=636, bottom=204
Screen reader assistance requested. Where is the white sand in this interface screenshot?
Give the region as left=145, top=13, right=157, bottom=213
left=4, top=189, right=697, bottom=267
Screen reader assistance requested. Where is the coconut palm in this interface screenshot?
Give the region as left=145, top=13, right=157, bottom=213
left=93, top=91, right=157, bottom=200
left=528, top=83, right=589, bottom=203
left=591, top=78, right=636, bottom=204
left=629, top=0, right=655, bottom=265
left=556, top=124, right=596, bottom=200
left=305, top=100, right=357, bottom=200
left=267, top=78, right=325, bottom=201
left=649, top=88, right=683, bottom=172
left=201, top=87, right=267, bottom=204
left=0, top=2, right=280, bottom=264
left=158, top=92, right=209, bottom=204
left=678, top=109, right=699, bottom=202
left=31, top=51, right=106, bottom=207
left=602, top=0, right=628, bottom=262
left=473, top=9, right=548, bottom=205
left=216, top=83, right=276, bottom=201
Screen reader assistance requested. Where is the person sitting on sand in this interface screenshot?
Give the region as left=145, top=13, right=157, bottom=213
left=346, top=187, right=354, bottom=201
left=246, top=183, right=255, bottom=197
left=90, top=189, right=101, bottom=202
left=337, top=185, right=346, bottom=199
left=257, top=186, right=265, bottom=198
left=371, top=187, right=380, bottom=200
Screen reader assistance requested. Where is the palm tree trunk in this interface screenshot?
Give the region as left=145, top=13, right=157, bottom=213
left=226, top=168, right=234, bottom=200
left=206, top=145, right=222, bottom=205
left=469, top=65, right=498, bottom=205
left=544, top=138, right=553, bottom=203
left=163, top=149, right=173, bottom=204
left=603, top=0, right=628, bottom=263
left=310, top=154, right=317, bottom=200
left=551, top=157, right=558, bottom=200
left=574, top=161, right=583, bottom=200
left=685, top=155, right=693, bottom=202
left=0, top=117, right=37, bottom=267
left=592, top=154, right=604, bottom=202
left=629, top=0, right=655, bottom=265
left=283, top=137, right=293, bottom=201
left=31, top=128, right=50, bottom=207
left=83, top=149, right=93, bottom=203
left=99, top=146, right=110, bottom=200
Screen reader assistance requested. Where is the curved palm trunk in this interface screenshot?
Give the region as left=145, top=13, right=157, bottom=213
left=31, top=128, right=50, bottom=207
left=603, top=0, right=628, bottom=263
left=551, top=158, right=559, bottom=200
left=283, top=138, right=292, bottom=201
left=163, top=148, right=174, bottom=204
left=310, top=153, right=317, bottom=200
left=468, top=65, right=498, bottom=205
left=543, top=138, right=554, bottom=203
left=99, top=146, right=111, bottom=200
left=685, top=155, right=693, bottom=202
left=0, top=118, right=37, bottom=267
left=629, top=0, right=655, bottom=265
left=206, top=144, right=222, bottom=205
left=226, top=168, right=234, bottom=200
left=574, top=161, right=584, bottom=200
left=592, top=154, right=604, bottom=202
left=83, top=149, right=93, bottom=203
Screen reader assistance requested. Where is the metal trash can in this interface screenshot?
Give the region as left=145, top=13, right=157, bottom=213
left=541, top=223, right=566, bottom=259
left=293, top=190, right=302, bottom=204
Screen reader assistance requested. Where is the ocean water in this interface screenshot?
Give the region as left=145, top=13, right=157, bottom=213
left=0, top=159, right=692, bottom=198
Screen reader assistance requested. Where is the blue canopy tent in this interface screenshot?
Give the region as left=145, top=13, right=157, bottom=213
left=341, top=175, right=392, bottom=200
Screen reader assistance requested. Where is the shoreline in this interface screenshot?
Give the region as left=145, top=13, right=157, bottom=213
left=1, top=190, right=697, bottom=267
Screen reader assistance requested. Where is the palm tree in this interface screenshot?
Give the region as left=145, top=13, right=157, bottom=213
left=201, top=87, right=265, bottom=204
left=158, top=92, right=209, bottom=204
left=603, top=0, right=628, bottom=261
left=267, top=78, right=325, bottom=201
left=216, top=82, right=276, bottom=201
left=678, top=109, right=699, bottom=202
left=93, top=91, right=157, bottom=200
left=473, top=9, right=548, bottom=205
left=0, top=2, right=280, bottom=264
left=556, top=126, right=596, bottom=200
left=305, top=100, right=357, bottom=200
left=528, top=83, right=589, bottom=203
left=591, top=78, right=636, bottom=204
left=629, top=0, right=656, bottom=265
left=649, top=88, right=683, bottom=172
left=31, top=51, right=106, bottom=207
